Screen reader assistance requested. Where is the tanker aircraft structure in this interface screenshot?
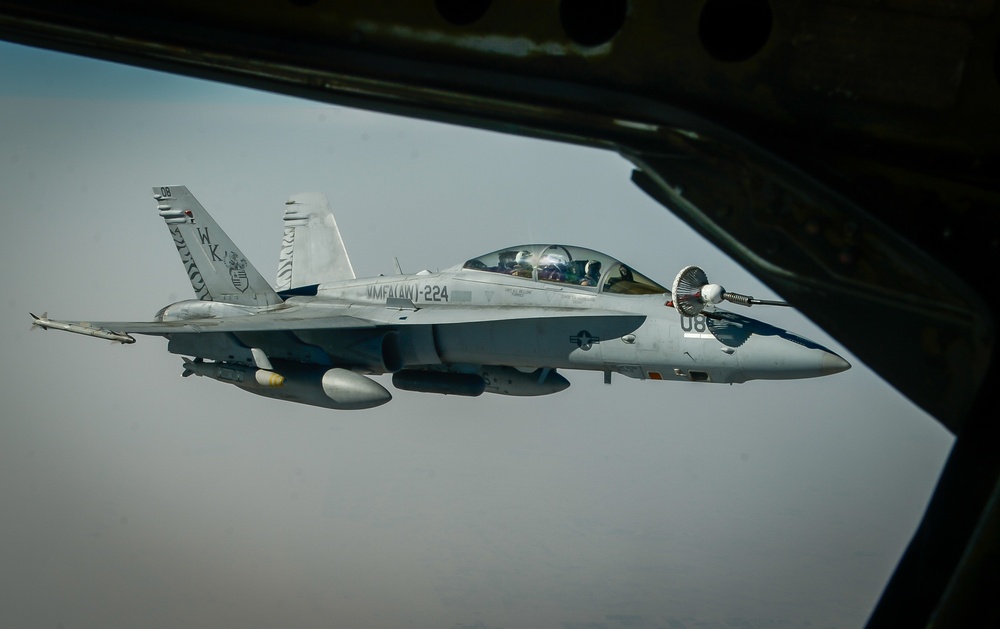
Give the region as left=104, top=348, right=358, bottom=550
left=31, top=186, right=850, bottom=410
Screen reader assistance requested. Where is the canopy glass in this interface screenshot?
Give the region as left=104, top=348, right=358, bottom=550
left=462, top=244, right=668, bottom=295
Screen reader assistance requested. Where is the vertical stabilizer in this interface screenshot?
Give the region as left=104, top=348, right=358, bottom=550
left=276, top=192, right=356, bottom=291
left=153, top=186, right=283, bottom=306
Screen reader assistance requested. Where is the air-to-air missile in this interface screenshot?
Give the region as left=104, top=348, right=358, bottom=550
left=30, top=312, right=135, bottom=344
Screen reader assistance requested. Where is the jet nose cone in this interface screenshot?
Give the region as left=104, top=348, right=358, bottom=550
left=737, top=332, right=852, bottom=381
left=821, top=351, right=851, bottom=376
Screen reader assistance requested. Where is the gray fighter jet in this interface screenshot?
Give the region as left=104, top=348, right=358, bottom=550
left=31, top=186, right=850, bottom=410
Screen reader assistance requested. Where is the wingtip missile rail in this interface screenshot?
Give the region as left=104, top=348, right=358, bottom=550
left=30, top=313, right=136, bottom=344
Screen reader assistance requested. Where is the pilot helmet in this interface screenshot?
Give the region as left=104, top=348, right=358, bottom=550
left=515, top=251, right=532, bottom=267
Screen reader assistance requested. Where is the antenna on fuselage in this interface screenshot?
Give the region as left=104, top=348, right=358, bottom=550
left=670, top=265, right=790, bottom=317
left=393, top=257, right=403, bottom=274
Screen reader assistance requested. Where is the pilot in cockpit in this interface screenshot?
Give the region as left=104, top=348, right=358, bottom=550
left=511, top=250, right=534, bottom=277
left=605, top=264, right=634, bottom=290
left=494, top=250, right=517, bottom=274
left=580, top=260, right=601, bottom=286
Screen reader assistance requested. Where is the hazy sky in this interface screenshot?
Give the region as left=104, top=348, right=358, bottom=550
left=0, top=41, right=954, bottom=629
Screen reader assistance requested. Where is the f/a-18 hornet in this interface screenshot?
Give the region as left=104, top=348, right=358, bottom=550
left=32, top=186, right=850, bottom=410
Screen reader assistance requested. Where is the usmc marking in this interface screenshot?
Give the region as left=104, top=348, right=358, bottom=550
left=367, top=283, right=417, bottom=301
left=421, top=284, right=449, bottom=302
left=367, top=283, right=451, bottom=303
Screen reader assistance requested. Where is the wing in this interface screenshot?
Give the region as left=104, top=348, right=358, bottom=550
left=57, top=302, right=637, bottom=336
left=73, top=313, right=374, bottom=336
left=76, top=306, right=632, bottom=336
left=34, top=304, right=646, bottom=372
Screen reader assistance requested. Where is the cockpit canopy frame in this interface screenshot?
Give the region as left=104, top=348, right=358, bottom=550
left=462, top=244, right=668, bottom=295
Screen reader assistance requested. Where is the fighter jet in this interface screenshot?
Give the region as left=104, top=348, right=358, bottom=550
left=30, top=186, right=850, bottom=410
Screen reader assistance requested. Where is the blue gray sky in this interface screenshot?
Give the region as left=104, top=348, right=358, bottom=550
left=0, top=41, right=953, bottom=629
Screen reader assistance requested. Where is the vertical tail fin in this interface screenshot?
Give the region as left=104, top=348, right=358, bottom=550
left=153, top=186, right=283, bottom=306
left=276, top=192, right=356, bottom=291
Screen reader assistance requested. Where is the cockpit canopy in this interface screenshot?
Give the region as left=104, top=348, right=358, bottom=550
left=462, top=244, right=668, bottom=295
